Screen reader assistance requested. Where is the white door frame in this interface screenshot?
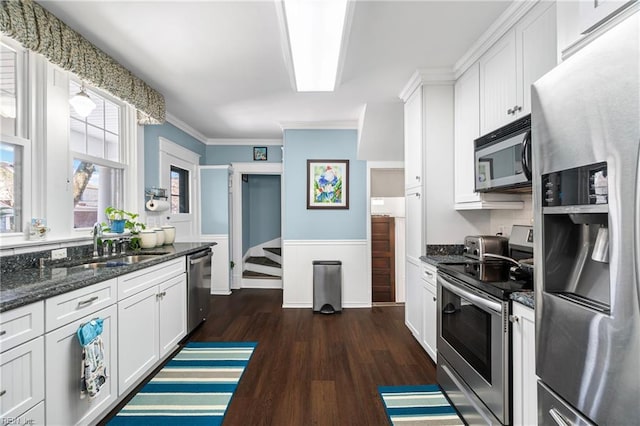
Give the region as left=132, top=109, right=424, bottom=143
left=158, top=137, right=201, bottom=240
left=230, top=162, right=283, bottom=289
left=367, top=161, right=405, bottom=303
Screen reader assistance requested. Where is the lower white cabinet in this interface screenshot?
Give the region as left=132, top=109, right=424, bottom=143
left=0, top=336, right=45, bottom=420
left=45, top=304, right=118, bottom=426
left=405, top=259, right=423, bottom=339
left=512, top=302, right=537, bottom=426
left=421, top=282, right=437, bottom=362
left=118, top=273, right=186, bottom=395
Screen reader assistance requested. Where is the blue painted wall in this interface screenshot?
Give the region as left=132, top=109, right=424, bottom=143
left=248, top=175, right=281, bottom=249
left=283, top=129, right=366, bottom=240
left=205, top=145, right=283, bottom=165
left=144, top=122, right=206, bottom=188
left=200, top=168, right=229, bottom=234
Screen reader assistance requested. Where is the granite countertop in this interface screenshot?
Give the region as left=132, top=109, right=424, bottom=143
left=0, top=242, right=215, bottom=313
left=420, top=254, right=469, bottom=266
left=511, top=291, right=534, bottom=309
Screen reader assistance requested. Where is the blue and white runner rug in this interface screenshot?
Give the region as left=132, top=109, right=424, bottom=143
left=108, top=341, right=257, bottom=425
left=379, top=384, right=464, bottom=425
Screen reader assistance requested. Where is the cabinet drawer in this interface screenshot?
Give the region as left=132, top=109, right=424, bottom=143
left=0, top=302, right=44, bottom=353
left=421, top=264, right=437, bottom=287
left=118, top=257, right=185, bottom=300
left=45, top=279, right=117, bottom=332
left=0, top=336, right=45, bottom=419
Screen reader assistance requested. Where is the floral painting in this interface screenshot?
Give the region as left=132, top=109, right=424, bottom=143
left=307, top=160, right=349, bottom=209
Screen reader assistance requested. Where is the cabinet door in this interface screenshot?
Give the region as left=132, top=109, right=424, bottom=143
left=405, top=260, right=422, bottom=340
left=517, top=1, right=557, bottom=116
left=159, top=274, right=187, bottom=357
left=480, top=30, right=517, bottom=134
left=117, top=287, right=159, bottom=394
left=405, top=190, right=423, bottom=260
left=421, top=283, right=437, bottom=362
left=45, top=305, right=118, bottom=426
left=454, top=62, right=481, bottom=204
left=0, top=337, right=44, bottom=419
left=512, top=303, right=537, bottom=426
left=404, top=87, right=423, bottom=189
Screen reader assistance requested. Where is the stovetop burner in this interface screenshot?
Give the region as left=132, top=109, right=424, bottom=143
left=438, top=260, right=533, bottom=300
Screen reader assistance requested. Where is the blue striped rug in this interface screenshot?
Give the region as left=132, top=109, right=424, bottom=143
left=379, top=385, right=464, bottom=425
left=108, top=341, right=257, bottom=425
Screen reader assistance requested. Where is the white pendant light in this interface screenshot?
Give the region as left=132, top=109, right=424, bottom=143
left=69, top=84, right=96, bottom=117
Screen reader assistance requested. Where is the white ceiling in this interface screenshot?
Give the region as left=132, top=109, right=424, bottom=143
left=40, top=0, right=511, bottom=140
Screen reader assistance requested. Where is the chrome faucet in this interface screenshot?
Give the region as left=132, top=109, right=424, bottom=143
left=92, top=222, right=103, bottom=257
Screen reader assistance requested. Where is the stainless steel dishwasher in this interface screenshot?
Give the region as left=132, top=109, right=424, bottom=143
left=187, top=248, right=212, bottom=333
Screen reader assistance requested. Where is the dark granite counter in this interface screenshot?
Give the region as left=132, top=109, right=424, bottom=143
left=0, top=242, right=215, bottom=313
left=511, top=291, right=534, bottom=309
left=420, top=254, right=468, bottom=266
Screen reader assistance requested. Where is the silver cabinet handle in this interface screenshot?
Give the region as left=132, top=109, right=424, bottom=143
left=432, top=297, right=436, bottom=302
left=507, top=107, right=514, bottom=115
left=0, top=390, right=6, bottom=397
left=424, top=271, right=433, bottom=277
left=415, top=175, right=420, bottom=181
left=77, top=296, right=99, bottom=307
left=0, top=330, right=6, bottom=336
left=549, top=408, right=571, bottom=426
left=509, top=315, right=520, bottom=323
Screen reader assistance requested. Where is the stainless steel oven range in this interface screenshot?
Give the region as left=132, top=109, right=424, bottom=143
left=437, top=226, right=533, bottom=425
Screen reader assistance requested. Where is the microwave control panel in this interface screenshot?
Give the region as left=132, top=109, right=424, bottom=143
left=542, top=162, right=608, bottom=206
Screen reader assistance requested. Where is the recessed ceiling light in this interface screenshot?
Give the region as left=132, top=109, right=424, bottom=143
left=283, top=0, right=349, bottom=92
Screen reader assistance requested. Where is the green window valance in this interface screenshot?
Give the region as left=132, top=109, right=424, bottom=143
left=0, top=0, right=165, bottom=124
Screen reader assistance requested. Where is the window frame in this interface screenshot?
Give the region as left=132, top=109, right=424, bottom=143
left=0, top=134, right=32, bottom=236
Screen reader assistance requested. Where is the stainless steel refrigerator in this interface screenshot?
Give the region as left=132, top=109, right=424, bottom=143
left=532, top=9, right=639, bottom=425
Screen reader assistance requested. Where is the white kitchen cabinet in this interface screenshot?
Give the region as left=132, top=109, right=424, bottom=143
left=404, top=87, right=423, bottom=190
left=480, top=1, right=557, bottom=134
left=454, top=63, right=523, bottom=210
left=420, top=263, right=437, bottom=362
left=0, top=301, right=44, bottom=353
left=405, top=259, right=422, bottom=340
left=405, top=189, right=423, bottom=260
left=512, top=302, right=537, bottom=426
left=45, top=304, right=118, bottom=426
left=0, top=337, right=44, bottom=420
left=117, top=270, right=186, bottom=395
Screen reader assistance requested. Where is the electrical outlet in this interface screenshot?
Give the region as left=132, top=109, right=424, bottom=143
left=498, top=225, right=508, bottom=236
left=51, top=248, right=67, bottom=260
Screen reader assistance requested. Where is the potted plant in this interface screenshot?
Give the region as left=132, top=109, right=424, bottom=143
left=101, top=207, right=146, bottom=251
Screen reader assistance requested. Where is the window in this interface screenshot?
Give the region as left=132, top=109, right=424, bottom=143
left=0, top=141, right=24, bottom=233
left=70, top=80, right=124, bottom=228
left=170, top=166, right=190, bottom=214
left=1, top=42, right=18, bottom=137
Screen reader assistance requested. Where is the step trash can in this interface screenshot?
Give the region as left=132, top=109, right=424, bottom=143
left=313, top=260, right=342, bottom=314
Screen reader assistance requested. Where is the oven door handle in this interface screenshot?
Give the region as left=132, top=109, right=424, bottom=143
left=440, top=278, right=503, bottom=314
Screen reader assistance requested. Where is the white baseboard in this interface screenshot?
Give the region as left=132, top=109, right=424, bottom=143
left=211, top=290, right=232, bottom=296
left=242, top=278, right=282, bottom=289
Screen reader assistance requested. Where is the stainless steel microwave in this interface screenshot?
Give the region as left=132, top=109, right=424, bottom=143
left=474, top=114, right=531, bottom=192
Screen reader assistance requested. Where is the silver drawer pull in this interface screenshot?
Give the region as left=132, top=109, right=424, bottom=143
left=0, top=330, right=6, bottom=336
left=424, top=271, right=433, bottom=277
left=432, top=297, right=436, bottom=302
left=0, top=390, right=6, bottom=397
left=77, top=296, right=99, bottom=307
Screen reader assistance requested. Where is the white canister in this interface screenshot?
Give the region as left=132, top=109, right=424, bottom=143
left=162, top=225, right=176, bottom=244
left=154, top=228, right=165, bottom=246
left=140, top=230, right=157, bottom=249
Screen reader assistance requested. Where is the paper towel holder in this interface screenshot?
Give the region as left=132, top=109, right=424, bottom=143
left=145, top=187, right=167, bottom=199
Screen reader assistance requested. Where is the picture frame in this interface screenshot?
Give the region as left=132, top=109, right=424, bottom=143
left=253, top=146, right=267, bottom=161
left=307, top=159, right=349, bottom=209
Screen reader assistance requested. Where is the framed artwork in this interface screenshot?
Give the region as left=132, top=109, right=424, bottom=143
left=253, top=146, right=267, bottom=161
left=307, top=159, right=349, bottom=209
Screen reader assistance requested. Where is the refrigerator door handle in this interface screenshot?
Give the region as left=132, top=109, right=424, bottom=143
left=521, top=130, right=532, bottom=180
left=549, top=408, right=572, bottom=426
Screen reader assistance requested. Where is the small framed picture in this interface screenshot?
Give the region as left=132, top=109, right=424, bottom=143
left=253, top=147, right=267, bottom=161
left=307, top=159, right=349, bottom=209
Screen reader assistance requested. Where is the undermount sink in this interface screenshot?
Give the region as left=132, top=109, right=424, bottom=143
left=66, top=253, right=168, bottom=271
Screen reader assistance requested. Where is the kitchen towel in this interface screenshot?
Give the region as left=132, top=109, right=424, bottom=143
left=77, top=318, right=108, bottom=400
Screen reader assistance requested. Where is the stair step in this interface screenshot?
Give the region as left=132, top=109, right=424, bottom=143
left=264, top=247, right=281, bottom=256
left=246, top=256, right=281, bottom=268
left=243, top=270, right=281, bottom=279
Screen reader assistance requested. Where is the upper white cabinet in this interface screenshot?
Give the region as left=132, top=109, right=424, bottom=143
left=404, top=87, right=423, bottom=190
left=480, top=1, right=557, bottom=134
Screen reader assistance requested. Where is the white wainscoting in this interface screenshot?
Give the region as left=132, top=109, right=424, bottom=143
left=200, top=235, right=230, bottom=295
left=282, top=240, right=369, bottom=309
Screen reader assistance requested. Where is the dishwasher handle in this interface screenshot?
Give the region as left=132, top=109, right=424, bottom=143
left=189, top=249, right=212, bottom=265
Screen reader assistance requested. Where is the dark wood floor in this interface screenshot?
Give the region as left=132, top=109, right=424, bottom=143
left=191, top=289, right=437, bottom=425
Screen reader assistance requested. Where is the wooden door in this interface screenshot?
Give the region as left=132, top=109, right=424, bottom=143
left=372, top=216, right=396, bottom=302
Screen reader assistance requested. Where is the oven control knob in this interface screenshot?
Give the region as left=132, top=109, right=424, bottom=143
left=463, top=247, right=469, bottom=253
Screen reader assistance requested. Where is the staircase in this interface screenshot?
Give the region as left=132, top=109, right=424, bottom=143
left=243, top=247, right=281, bottom=280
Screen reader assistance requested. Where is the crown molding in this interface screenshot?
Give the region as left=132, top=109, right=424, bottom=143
left=206, top=138, right=283, bottom=146
left=280, top=121, right=359, bottom=130
left=165, top=112, right=208, bottom=143
left=453, top=0, right=538, bottom=79
left=398, top=68, right=455, bottom=102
